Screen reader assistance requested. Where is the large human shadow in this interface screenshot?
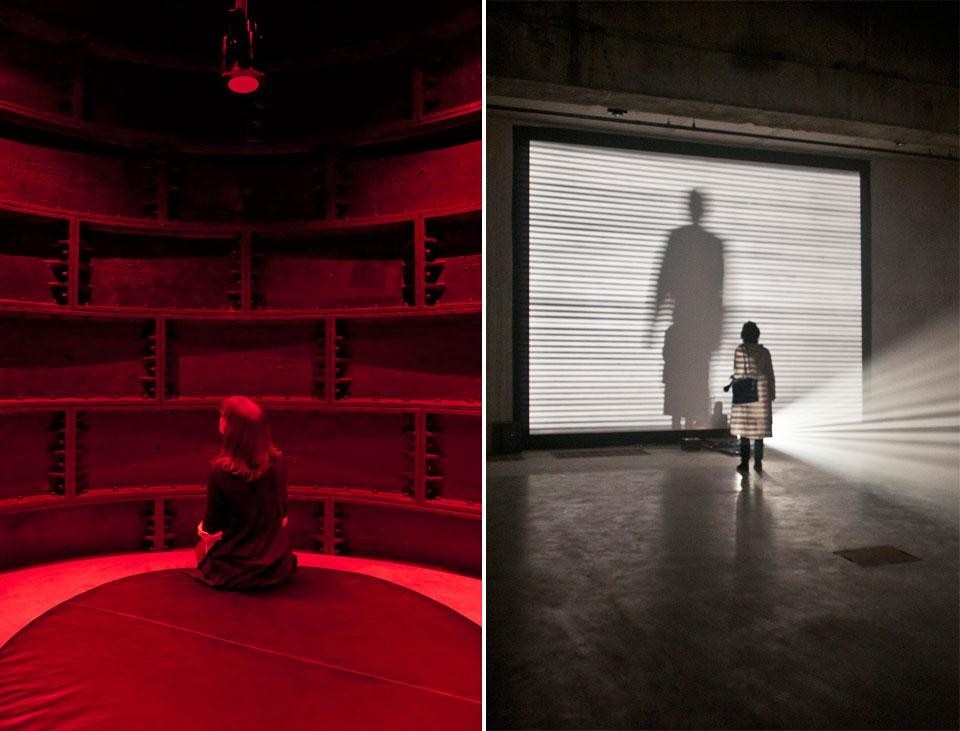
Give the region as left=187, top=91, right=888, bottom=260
left=649, top=189, right=725, bottom=430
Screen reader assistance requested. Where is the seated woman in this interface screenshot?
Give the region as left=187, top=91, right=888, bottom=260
left=195, top=395, right=297, bottom=590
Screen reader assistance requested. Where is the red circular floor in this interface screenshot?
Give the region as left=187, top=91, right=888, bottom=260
left=0, top=568, right=480, bottom=730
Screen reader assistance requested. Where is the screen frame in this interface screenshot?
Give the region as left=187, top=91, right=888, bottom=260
left=512, top=126, right=871, bottom=450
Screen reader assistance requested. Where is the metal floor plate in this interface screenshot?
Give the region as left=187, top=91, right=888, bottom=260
left=834, top=545, right=921, bottom=567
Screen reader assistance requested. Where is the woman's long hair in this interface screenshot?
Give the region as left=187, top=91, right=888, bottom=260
left=212, top=396, right=281, bottom=481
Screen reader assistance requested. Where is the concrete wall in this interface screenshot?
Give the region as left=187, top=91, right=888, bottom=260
left=486, top=2, right=959, bottom=441
left=870, top=156, right=959, bottom=353
left=488, top=1, right=958, bottom=152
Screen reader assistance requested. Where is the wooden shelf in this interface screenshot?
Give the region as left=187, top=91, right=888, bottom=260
left=0, top=197, right=480, bottom=237
left=332, top=398, right=481, bottom=415
left=426, top=496, right=482, bottom=517
left=0, top=398, right=154, bottom=413
left=0, top=299, right=479, bottom=321
left=0, top=396, right=481, bottom=415
left=154, top=397, right=481, bottom=415
left=0, top=493, right=62, bottom=514
left=289, top=486, right=480, bottom=518
left=0, top=99, right=480, bottom=156
left=0, top=484, right=481, bottom=519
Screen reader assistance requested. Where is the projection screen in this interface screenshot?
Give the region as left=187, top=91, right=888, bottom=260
left=525, top=136, right=864, bottom=436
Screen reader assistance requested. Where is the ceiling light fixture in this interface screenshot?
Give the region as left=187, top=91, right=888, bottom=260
left=222, top=0, right=263, bottom=94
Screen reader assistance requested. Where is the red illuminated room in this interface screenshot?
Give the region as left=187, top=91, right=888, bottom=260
left=0, top=1, right=481, bottom=728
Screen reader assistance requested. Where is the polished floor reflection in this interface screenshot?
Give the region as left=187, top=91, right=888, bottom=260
left=487, top=447, right=959, bottom=730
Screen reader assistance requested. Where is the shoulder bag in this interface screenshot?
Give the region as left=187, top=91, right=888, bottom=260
left=724, top=348, right=759, bottom=404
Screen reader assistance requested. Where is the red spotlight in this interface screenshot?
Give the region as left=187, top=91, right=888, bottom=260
left=222, top=1, right=263, bottom=94
left=225, top=67, right=263, bottom=95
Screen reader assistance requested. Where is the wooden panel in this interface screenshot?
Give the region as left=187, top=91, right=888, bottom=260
left=254, top=224, right=412, bottom=309
left=342, top=314, right=480, bottom=402
left=82, top=410, right=220, bottom=490
left=285, top=500, right=324, bottom=551
left=0, top=412, right=55, bottom=499
left=425, top=29, right=482, bottom=114
left=430, top=414, right=481, bottom=504
left=0, top=137, right=151, bottom=216
left=166, top=497, right=206, bottom=548
left=340, top=503, right=480, bottom=576
left=0, top=211, right=67, bottom=304
left=172, top=154, right=319, bottom=223
left=0, top=502, right=150, bottom=571
left=169, top=321, right=316, bottom=398
left=84, top=229, right=237, bottom=309
left=0, top=315, right=149, bottom=398
left=426, top=210, right=481, bottom=305
left=0, top=27, right=70, bottom=116
left=343, top=140, right=481, bottom=217
left=271, top=411, right=406, bottom=493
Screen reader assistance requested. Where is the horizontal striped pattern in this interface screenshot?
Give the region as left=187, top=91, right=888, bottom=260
left=528, top=140, right=862, bottom=435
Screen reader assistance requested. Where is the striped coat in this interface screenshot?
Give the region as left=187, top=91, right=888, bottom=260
left=730, top=343, right=775, bottom=439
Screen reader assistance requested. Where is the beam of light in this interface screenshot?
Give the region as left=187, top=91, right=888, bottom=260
left=770, top=310, right=960, bottom=508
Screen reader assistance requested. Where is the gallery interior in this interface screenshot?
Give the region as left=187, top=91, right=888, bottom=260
left=0, top=1, right=481, bottom=728
left=486, top=2, right=959, bottom=729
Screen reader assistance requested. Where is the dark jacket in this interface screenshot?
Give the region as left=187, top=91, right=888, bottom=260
left=198, top=456, right=297, bottom=589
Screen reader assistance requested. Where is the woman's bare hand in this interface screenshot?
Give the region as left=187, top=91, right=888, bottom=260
left=197, top=521, right=223, bottom=546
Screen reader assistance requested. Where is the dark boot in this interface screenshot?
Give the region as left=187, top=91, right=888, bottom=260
left=737, top=437, right=750, bottom=472
left=754, top=439, right=764, bottom=472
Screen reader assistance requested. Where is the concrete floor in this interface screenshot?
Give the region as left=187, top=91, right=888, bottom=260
left=487, top=446, right=959, bottom=730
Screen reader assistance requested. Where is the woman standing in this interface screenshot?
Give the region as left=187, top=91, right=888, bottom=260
left=196, top=395, right=297, bottom=589
left=730, top=322, right=775, bottom=473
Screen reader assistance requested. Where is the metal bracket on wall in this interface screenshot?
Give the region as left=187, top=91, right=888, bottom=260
left=333, top=320, right=351, bottom=399
left=414, top=215, right=426, bottom=307
left=424, top=413, right=443, bottom=500
left=67, top=217, right=81, bottom=307
left=227, top=240, right=243, bottom=309
left=424, top=221, right=446, bottom=306
left=412, top=65, right=425, bottom=122
left=402, top=413, right=417, bottom=498
left=144, top=498, right=174, bottom=552
left=313, top=321, right=326, bottom=400
left=140, top=320, right=159, bottom=399
left=414, top=411, right=427, bottom=504
left=47, top=411, right=68, bottom=496
left=312, top=499, right=347, bottom=556
left=325, top=155, right=352, bottom=220
left=45, top=235, right=70, bottom=306
left=239, top=231, right=252, bottom=311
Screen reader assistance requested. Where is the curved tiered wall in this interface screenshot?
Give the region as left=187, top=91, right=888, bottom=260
left=0, top=7, right=481, bottom=575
